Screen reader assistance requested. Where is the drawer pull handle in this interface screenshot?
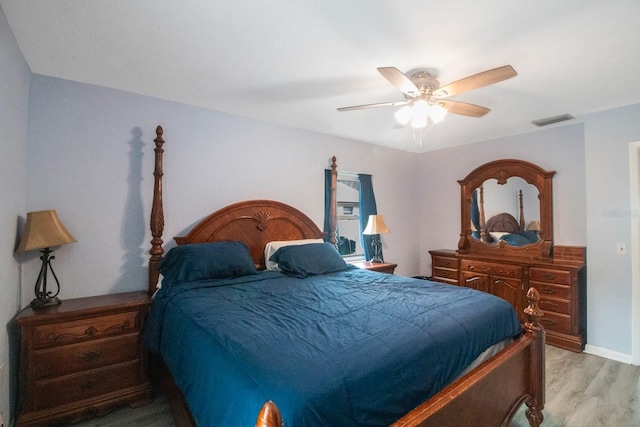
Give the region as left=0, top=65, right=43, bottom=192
left=81, top=380, right=98, bottom=390
left=540, top=300, right=559, bottom=308
left=542, top=272, right=556, bottom=280
left=85, top=321, right=130, bottom=336
left=541, top=318, right=558, bottom=326
left=542, top=287, right=557, bottom=295
left=51, top=319, right=135, bottom=344
left=78, top=351, right=103, bottom=362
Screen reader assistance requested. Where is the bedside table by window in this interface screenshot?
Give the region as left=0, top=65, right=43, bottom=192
left=16, top=291, right=153, bottom=426
left=349, top=260, right=397, bottom=274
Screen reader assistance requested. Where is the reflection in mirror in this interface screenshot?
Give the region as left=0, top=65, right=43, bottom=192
left=471, top=177, right=541, bottom=247
left=459, top=158, right=555, bottom=260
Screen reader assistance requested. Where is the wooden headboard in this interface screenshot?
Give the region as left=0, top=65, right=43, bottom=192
left=174, top=200, right=324, bottom=269
left=485, top=212, right=521, bottom=233
left=148, top=126, right=336, bottom=294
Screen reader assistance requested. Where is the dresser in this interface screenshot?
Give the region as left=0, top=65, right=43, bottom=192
left=16, top=291, right=153, bottom=426
left=430, top=247, right=586, bottom=352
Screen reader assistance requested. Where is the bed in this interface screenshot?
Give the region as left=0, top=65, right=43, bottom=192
left=143, top=126, right=545, bottom=426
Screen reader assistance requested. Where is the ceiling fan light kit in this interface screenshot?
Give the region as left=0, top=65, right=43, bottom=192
left=395, top=99, right=448, bottom=129
left=339, top=65, right=518, bottom=135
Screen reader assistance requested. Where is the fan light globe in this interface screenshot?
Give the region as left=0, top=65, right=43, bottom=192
left=411, top=115, right=428, bottom=129
left=429, top=104, right=447, bottom=123
left=410, top=100, right=429, bottom=128
left=394, top=105, right=412, bottom=125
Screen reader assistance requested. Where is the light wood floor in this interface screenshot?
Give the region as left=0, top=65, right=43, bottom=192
left=71, top=345, right=639, bottom=426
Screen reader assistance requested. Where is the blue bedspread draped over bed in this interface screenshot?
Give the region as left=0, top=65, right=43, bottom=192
left=144, top=268, right=521, bottom=427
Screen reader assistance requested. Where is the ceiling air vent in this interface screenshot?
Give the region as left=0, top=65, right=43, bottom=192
left=531, top=114, right=575, bottom=127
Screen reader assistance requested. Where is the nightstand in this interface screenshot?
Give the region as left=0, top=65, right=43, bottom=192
left=349, top=260, right=397, bottom=274
left=15, top=291, right=153, bottom=426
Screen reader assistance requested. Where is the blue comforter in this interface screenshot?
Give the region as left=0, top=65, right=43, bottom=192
left=144, top=268, right=521, bottom=426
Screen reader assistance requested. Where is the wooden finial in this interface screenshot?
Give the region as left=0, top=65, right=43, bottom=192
left=255, top=401, right=283, bottom=427
left=524, top=287, right=544, bottom=333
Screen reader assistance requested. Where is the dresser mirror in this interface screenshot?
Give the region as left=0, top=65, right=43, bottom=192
left=458, top=159, right=556, bottom=259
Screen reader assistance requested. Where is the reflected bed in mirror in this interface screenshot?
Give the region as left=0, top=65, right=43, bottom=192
left=460, top=159, right=555, bottom=259
left=471, top=177, right=541, bottom=247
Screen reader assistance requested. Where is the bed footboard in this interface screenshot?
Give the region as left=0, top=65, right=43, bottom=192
left=255, top=287, right=545, bottom=427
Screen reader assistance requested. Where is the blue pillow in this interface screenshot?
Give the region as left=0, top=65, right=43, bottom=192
left=499, top=233, right=531, bottom=247
left=159, top=242, right=258, bottom=284
left=520, top=230, right=540, bottom=243
left=269, top=242, right=348, bottom=278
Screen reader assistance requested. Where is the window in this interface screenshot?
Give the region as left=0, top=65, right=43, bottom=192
left=336, top=172, right=364, bottom=259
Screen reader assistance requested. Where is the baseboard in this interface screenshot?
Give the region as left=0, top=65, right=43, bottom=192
left=584, top=344, right=634, bottom=364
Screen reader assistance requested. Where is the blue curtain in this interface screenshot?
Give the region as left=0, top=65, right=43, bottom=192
left=471, top=188, right=480, bottom=239
left=358, top=174, right=380, bottom=261
left=323, top=169, right=332, bottom=242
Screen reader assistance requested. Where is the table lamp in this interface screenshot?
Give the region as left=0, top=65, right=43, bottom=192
left=363, top=214, right=391, bottom=263
left=16, top=210, right=76, bottom=308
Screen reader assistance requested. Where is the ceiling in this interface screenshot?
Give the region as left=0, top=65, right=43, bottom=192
left=2, top=1, right=639, bottom=153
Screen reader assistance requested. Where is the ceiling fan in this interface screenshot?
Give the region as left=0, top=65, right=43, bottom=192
left=338, top=65, right=517, bottom=128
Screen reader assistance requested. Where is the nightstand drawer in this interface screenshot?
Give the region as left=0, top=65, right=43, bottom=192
left=33, top=360, right=141, bottom=411
left=33, top=311, right=140, bottom=349
left=33, top=334, right=140, bottom=380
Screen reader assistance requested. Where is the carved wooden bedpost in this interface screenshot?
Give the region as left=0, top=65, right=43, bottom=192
left=255, top=401, right=283, bottom=427
left=149, top=126, right=165, bottom=295
left=479, top=185, right=487, bottom=242
left=523, top=287, right=545, bottom=427
left=328, top=156, right=338, bottom=249
left=519, top=189, right=525, bottom=230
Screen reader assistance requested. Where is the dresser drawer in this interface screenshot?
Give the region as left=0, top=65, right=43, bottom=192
left=33, top=360, right=141, bottom=411
left=432, top=267, right=459, bottom=281
left=460, top=259, right=522, bottom=278
left=433, top=255, right=458, bottom=269
left=529, top=267, right=572, bottom=285
left=530, top=281, right=571, bottom=300
left=33, top=333, right=140, bottom=380
left=539, top=311, right=572, bottom=335
left=538, top=296, right=570, bottom=315
left=33, top=311, right=140, bottom=349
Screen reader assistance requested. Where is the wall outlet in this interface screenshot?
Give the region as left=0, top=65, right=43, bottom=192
left=617, top=242, right=627, bottom=255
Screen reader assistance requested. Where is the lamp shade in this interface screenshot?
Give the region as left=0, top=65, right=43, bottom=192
left=526, top=220, right=541, bottom=231
left=16, top=210, right=76, bottom=252
left=363, top=215, right=391, bottom=235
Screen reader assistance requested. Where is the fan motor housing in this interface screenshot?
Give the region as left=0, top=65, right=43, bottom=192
left=411, top=71, right=440, bottom=94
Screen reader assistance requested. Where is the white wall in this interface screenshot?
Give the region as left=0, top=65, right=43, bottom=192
left=0, top=4, right=30, bottom=422
left=584, top=103, right=640, bottom=359
left=23, top=75, right=422, bottom=306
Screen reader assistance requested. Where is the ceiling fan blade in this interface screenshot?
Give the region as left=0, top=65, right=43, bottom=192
left=337, top=100, right=409, bottom=112
left=433, top=65, right=517, bottom=98
left=377, top=67, right=421, bottom=97
left=438, top=100, right=490, bottom=117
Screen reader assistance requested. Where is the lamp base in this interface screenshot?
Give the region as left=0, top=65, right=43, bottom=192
left=369, top=257, right=384, bottom=263
left=30, top=296, right=61, bottom=308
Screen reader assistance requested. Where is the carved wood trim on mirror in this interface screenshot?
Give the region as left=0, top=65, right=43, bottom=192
left=458, top=159, right=556, bottom=260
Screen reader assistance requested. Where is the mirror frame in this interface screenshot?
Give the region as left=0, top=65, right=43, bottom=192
left=458, top=159, right=556, bottom=259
